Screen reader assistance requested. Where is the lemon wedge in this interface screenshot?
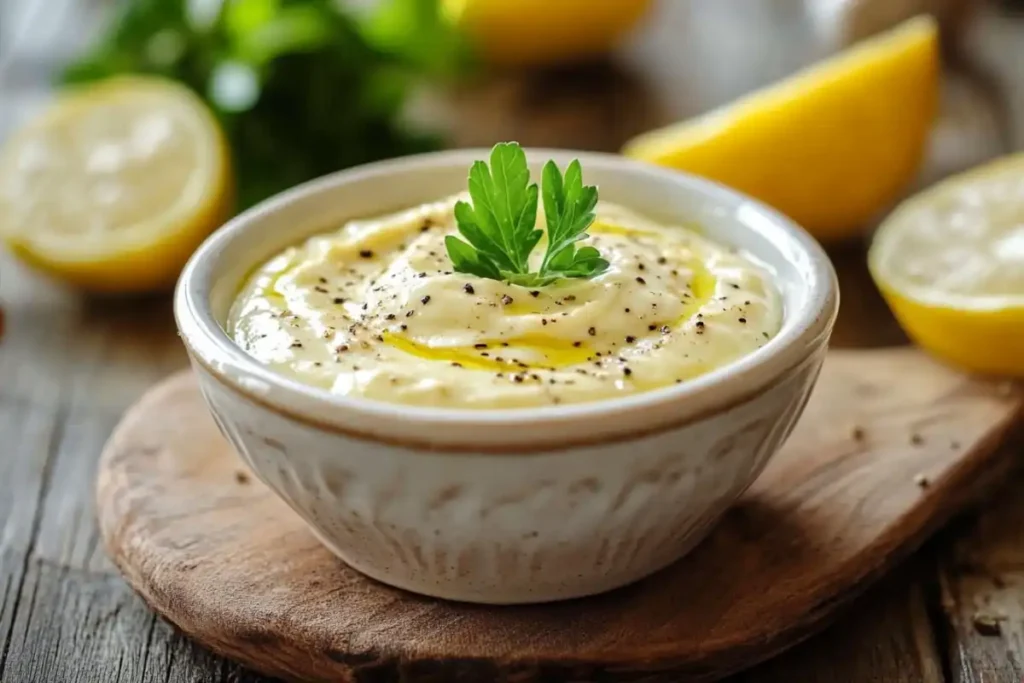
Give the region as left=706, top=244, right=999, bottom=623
left=443, top=0, right=652, bottom=67
left=869, top=153, right=1024, bottom=377
left=622, top=15, right=939, bottom=243
left=0, top=76, right=232, bottom=293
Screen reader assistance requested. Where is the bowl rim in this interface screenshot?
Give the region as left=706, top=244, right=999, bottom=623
left=174, top=148, right=839, bottom=450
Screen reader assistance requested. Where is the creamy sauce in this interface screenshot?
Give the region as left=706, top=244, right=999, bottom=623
left=228, top=196, right=782, bottom=408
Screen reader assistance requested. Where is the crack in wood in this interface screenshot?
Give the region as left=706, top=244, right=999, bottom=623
left=0, top=400, right=67, bottom=680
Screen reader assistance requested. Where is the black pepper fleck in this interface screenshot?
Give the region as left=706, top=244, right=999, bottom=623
left=588, top=327, right=596, bottom=336
left=463, top=283, right=475, bottom=294
left=501, top=295, right=514, bottom=305
left=421, top=295, right=431, bottom=305
left=359, top=249, right=374, bottom=258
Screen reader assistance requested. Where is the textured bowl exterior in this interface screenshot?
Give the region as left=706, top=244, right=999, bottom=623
left=175, top=148, right=839, bottom=604
left=191, top=341, right=826, bottom=604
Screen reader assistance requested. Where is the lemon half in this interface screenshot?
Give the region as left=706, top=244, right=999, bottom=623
left=869, top=153, right=1024, bottom=377
left=0, top=76, right=232, bottom=293
left=443, top=0, right=653, bottom=67
left=623, top=16, right=939, bottom=243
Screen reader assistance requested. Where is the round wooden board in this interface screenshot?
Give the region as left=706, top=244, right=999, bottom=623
left=97, top=348, right=1022, bottom=683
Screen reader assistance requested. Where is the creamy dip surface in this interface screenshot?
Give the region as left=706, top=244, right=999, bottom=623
left=228, top=196, right=783, bottom=409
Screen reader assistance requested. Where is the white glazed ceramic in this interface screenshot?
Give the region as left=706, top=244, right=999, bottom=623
left=174, top=149, right=839, bottom=605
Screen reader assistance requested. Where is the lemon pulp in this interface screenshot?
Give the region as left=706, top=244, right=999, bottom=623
left=869, top=152, right=1024, bottom=376
left=0, top=76, right=232, bottom=293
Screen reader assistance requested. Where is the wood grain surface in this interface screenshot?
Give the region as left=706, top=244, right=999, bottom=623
left=5, top=0, right=1024, bottom=681
left=94, top=349, right=1022, bottom=682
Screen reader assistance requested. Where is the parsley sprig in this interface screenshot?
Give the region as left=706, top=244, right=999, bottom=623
left=445, top=142, right=609, bottom=287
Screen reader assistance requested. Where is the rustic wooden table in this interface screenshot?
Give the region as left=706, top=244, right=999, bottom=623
left=2, top=0, right=1023, bottom=681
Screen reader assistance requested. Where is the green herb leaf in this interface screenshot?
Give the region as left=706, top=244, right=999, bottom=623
left=446, top=142, right=608, bottom=287
left=539, top=159, right=605, bottom=279
left=444, top=235, right=501, bottom=280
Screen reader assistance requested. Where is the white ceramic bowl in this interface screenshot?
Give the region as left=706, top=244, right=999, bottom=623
left=174, top=149, right=839, bottom=604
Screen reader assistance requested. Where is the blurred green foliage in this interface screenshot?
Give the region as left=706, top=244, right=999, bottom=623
left=62, top=0, right=471, bottom=210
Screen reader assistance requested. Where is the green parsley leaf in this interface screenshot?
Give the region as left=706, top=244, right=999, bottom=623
left=539, top=159, right=609, bottom=279
left=445, top=142, right=608, bottom=286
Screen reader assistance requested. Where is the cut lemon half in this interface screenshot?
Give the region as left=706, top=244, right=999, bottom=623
left=0, top=76, right=232, bottom=293
left=869, top=153, right=1024, bottom=377
left=622, top=15, right=939, bottom=243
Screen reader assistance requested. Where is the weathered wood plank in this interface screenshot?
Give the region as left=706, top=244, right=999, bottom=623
left=0, top=558, right=280, bottom=683
left=734, top=568, right=945, bottom=682
left=935, top=460, right=1024, bottom=683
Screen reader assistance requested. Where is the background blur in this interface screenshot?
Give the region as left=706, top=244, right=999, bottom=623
left=1, top=0, right=1017, bottom=209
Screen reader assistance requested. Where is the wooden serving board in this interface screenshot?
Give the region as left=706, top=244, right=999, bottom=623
left=96, top=348, right=1022, bottom=683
